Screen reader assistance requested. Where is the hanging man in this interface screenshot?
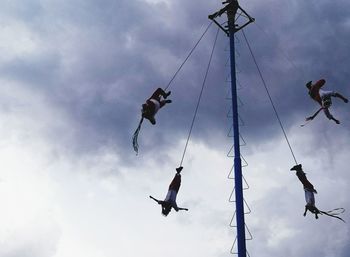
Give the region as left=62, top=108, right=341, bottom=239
left=149, top=166, right=189, bottom=216
left=290, top=164, right=345, bottom=222
left=141, top=88, right=172, bottom=125
left=305, top=79, right=348, bottom=124
left=132, top=88, right=172, bottom=153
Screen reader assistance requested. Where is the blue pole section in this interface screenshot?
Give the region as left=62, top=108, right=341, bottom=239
left=228, top=11, right=247, bottom=257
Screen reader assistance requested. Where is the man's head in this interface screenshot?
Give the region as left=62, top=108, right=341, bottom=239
left=162, top=205, right=171, bottom=216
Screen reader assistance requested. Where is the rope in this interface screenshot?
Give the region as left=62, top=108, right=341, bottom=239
left=164, top=21, right=213, bottom=91
left=241, top=29, right=298, bottom=165
left=253, top=22, right=307, bottom=80
left=179, top=27, right=220, bottom=167
left=319, top=208, right=346, bottom=223
left=133, top=21, right=215, bottom=155
left=323, top=207, right=345, bottom=215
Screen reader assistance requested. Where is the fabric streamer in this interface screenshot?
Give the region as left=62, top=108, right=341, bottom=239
left=132, top=117, right=144, bottom=154
left=319, top=208, right=346, bottom=223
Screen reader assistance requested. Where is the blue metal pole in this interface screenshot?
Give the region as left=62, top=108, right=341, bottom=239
left=228, top=4, right=247, bottom=257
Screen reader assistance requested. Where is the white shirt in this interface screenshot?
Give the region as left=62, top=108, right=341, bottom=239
left=164, top=189, right=178, bottom=210
left=149, top=99, right=160, bottom=114
left=304, top=189, right=315, bottom=206
left=319, top=89, right=336, bottom=107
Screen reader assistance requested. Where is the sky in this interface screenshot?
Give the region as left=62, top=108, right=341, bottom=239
left=0, top=0, right=350, bottom=256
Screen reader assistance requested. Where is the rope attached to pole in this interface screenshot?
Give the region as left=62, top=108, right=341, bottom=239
left=164, top=21, right=213, bottom=91
left=241, top=29, right=298, bottom=165
left=253, top=22, right=307, bottom=80
left=179, top=27, right=220, bottom=167
left=133, top=21, right=214, bottom=155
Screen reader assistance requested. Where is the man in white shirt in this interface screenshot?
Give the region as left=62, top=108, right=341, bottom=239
left=290, top=164, right=345, bottom=222
left=290, top=164, right=320, bottom=219
left=305, top=79, right=348, bottom=124
left=142, top=88, right=172, bottom=125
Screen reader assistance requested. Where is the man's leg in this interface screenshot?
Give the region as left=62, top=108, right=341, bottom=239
left=323, top=108, right=340, bottom=124
left=335, top=92, right=348, bottom=103
left=159, top=99, right=172, bottom=108
left=150, top=88, right=171, bottom=101
left=303, top=205, right=308, bottom=216
left=296, top=170, right=315, bottom=191
left=168, top=174, right=181, bottom=193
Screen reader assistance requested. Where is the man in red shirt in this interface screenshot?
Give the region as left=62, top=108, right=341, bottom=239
left=305, top=79, right=348, bottom=124
left=141, top=88, right=172, bottom=125
left=150, top=166, right=189, bottom=216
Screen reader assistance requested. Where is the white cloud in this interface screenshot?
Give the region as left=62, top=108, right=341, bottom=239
left=0, top=22, right=39, bottom=61
left=0, top=0, right=350, bottom=256
left=1, top=95, right=349, bottom=257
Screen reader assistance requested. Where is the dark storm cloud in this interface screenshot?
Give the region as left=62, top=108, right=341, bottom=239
left=1, top=2, right=350, bottom=256
left=0, top=0, right=224, bottom=161
left=0, top=53, right=60, bottom=87
left=2, top=0, right=350, bottom=162
left=227, top=0, right=350, bottom=147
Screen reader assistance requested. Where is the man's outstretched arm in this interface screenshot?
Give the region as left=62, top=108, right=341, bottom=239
left=173, top=205, right=189, bottom=212
left=303, top=206, right=308, bottom=216
left=149, top=195, right=163, bottom=205
left=306, top=107, right=323, bottom=121
left=334, top=92, right=348, bottom=103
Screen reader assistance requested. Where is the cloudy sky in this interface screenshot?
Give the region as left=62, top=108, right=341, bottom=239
left=0, top=0, right=349, bottom=256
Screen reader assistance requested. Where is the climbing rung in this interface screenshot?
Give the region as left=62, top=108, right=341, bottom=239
left=226, top=149, right=249, bottom=166
left=225, top=92, right=244, bottom=108
left=227, top=109, right=245, bottom=126
left=228, top=197, right=252, bottom=215
left=227, top=167, right=249, bottom=189
left=230, top=237, right=251, bottom=256
left=224, top=36, right=252, bottom=255
left=227, top=127, right=246, bottom=144
left=225, top=77, right=244, bottom=90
